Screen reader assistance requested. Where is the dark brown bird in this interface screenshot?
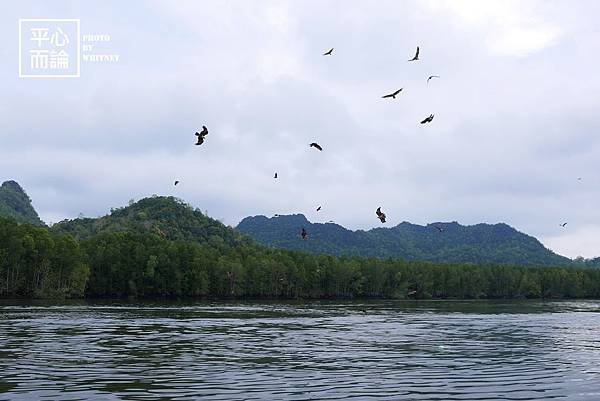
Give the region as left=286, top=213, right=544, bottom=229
left=427, top=75, right=440, bottom=85
left=420, top=114, right=434, bottom=124
left=382, top=88, right=403, bottom=99
left=560, top=222, right=568, bottom=227
left=195, top=126, right=208, bottom=145
left=317, top=206, right=322, bottom=211
left=408, top=46, right=419, bottom=61
left=301, top=227, right=308, bottom=240
left=174, top=180, right=179, bottom=186
left=323, top=48, right=334, bottom=56
left=376, top=207, right=386, bottom=223
left=274, top=172, right=278, bottom=179
left=310, top=142, right=323, bottom=151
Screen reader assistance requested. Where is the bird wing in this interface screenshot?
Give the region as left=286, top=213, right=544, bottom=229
left=382, top=93, right=392, bottom=98
left=420, top=117, right=428, bottom=124
left=415, top=46, right=419, bottom=58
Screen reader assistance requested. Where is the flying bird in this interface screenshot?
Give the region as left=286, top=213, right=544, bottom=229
left=323, top=48, right=334, bottom=56
left=434, top=225, right=444, bottom=232
left=577, top=177, right=582, bottom=181
left=310, top=142, right=323, bottom=151
left=195, top=126, right=208, bottom=145
left=174, top=180, right=179, bottom=186
left=420, top=114, right=434, bottom=124
left=560, top=222, right=568, bottom=227
left=382, top=88, right=403, bottom=99
left=274, top=172, right=278, bottom=179
left=408, top=46, right=419, bottom=61
left=301, top=227, right=308, bottom=240
left=317, top=206, right=322, bottom=211
left=327, top=220, right=335, bottom=223
left=427, top=75, right=440, bottom=85
left=376, top=207, right=387, bottom=223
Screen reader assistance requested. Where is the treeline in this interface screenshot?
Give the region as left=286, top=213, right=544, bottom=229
left=2, top=216, right=600, bottom=299
left=0, top=218, right=88, bottom=298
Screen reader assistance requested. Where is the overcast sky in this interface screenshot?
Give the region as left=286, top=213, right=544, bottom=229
left=1, top=0, right=600, bottom=258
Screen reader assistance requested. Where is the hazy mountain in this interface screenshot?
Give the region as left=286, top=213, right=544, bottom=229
left=236, top=214, right=574, bottom=267
left=0, top=180, right=44, bottom=226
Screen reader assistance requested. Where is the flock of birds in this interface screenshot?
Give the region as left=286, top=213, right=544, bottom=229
left=177, top=45, right=571, bottom=240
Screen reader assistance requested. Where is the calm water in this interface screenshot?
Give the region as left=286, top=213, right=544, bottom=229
left=1, top=300, right=600, bottom=400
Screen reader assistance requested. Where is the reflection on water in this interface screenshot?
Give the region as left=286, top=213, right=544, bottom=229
left=1, top=300, right=600, bottom=400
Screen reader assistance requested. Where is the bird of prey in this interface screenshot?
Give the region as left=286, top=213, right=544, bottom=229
left=408, top=46, right=419, bottom=61
left=382, top=88, right=403, bottom=99
left=434, top=225, right=444, bottom=232
left=420, top=114, right=435, bottom=124
left=376, top=207, right=387, bottom=223
left=560, top=222, right=568, bottom=227
left=310, top=142, right=323, bottom=151
left=317, top=206, right=322, bottom=211
left=274, top=172, right=278, bottom=179
left=301, top=227, right=308, bottom=240
left=195, top=126, right=208, bottom=145
left=323, top=48, right=334, bottom=56
left=174, top=180, right=179, bottom=186
left=427, top=75, right=440, bottom=85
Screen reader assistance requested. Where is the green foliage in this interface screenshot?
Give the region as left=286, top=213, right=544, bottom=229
left=0, top=217, right=89, bottom=298
left=0, top=181, right=44, bottom=226
left=2, top=195, right=600, bottom=300
left=79, top=230, right=600, bottom=299
left=236, top=215, right=574, bottom=267
left=51, top=196, right=251, bottom=248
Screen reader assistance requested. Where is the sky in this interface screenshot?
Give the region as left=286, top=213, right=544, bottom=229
left=1, top=0, right=600, bottom=258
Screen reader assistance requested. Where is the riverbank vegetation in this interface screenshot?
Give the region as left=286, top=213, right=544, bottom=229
left=2, top=207, right=600, bottom=299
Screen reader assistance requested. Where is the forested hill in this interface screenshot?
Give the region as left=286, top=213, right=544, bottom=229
left=0, top=180, right=44, bottom=226
left=50, top=196, right=250, bottom=247
left=236, top=214, right=574, bottom=267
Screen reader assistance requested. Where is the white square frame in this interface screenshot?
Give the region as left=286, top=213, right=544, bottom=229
left=18, top=18, right=81, bottom=78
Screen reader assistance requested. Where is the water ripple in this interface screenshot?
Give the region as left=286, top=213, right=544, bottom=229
left=1, top=300, right=600, bottom=400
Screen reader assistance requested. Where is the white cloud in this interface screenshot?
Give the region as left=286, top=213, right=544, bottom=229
left=424, top=0, right=563, bottom=57
left=544, top=225, right=600, bottom=259
left=2, top=0, right=600, bottom=258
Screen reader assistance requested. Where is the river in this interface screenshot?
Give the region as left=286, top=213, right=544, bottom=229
left=1, top=300, right=600, bottom=400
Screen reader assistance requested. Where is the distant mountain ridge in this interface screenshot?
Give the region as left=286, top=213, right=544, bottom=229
left=0, top=180, right=44, bottom=226
left=50, top=195, right=250, bottom=248
left=236, top=214, right=574, bottom=267
left=0, top=180, right=586, bottom=267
